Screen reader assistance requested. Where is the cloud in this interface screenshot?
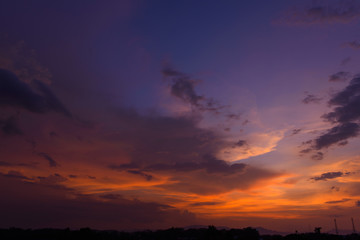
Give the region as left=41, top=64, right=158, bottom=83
left=0, top=161, right=35, bottom=168
left=105, top=109, right=280, bottom=195
left=163, top=67, right=203, bottom=108
left=234, top=140, right=248, bottom=147
left=111, top=156, right=248, bottom=177
left=126, top=170, right=153, bottom=181
left=0, top=174, right=197, bottom=229
left=356, top=201, right=360, bottom=207
left=329, top=71, right=351, bottom=82
left=112, top=156, right=278, bottom=195
left=302, top=76, right=360, bottom=152
left=0, top=68, right=71, bottom=117
left=0, top=170, right=31, bottom=180
left=310, top=151, right=324, bottom=160
left=345, top=41, right=360, bottom=49
left=38, top=152, right=59, bottom=167
left=162, top=66, right=234, bottom=116
left=0, top=114, right=23, bottom=136
left=0, top=36, right=52, bottom=84
left=276, top=2, right=360, bottom=25
left=310, top=171, right=350, bottom=181
left=290, top=128, right=301, bottom=136
left=107, top=109, right=227, bottom=167
left=37, top=173, right=68, bottom=185
left=313, top=123, right=360, bottom=149
left=325, top=198, right=351, bottom=204
left=99, top=194, right=122, bottom=200
left=157, top=164, right=278, bottom=195
left=189, top=201, right=223, bottom=207
left=323, top=76, right=360, bottom=123
left=302, top=93, right=322, bottom=104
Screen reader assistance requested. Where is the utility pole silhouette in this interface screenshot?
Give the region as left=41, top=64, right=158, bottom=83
left=334, top=218, right=339, bottom=235
left=352, top=217, right=356, bottom=233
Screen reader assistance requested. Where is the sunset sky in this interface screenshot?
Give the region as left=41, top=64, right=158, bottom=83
left=1, top=0, right=360, bottom=233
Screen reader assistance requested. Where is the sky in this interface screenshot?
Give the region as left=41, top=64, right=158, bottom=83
left=1, top=0, right=360, bottom=233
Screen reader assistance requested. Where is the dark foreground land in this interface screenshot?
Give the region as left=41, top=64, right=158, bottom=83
left=1, top=226, right=360, bottom=240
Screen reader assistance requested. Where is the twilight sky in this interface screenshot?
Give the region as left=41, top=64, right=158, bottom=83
left=1, top=0, right=360, bottom=233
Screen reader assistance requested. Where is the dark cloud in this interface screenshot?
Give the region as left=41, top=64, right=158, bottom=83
left=226, top=113, right=241, bottom=120
left=302, top=76, right=360, bottom=153
left=356, top=201, right=360, bottom=207
left=323, top=76, right=360, bottom=124
left=234, top=140, right=247, bottom=147
left=37, top=173, right=68, bottom=185
left=162, top=66, right=235, bottom=116
left=105, top=108, right=279, bottom=195
left=290, top=129, right=301, bottom=136
left=127, top=170, right=153, bottom=181
left=117, top=156, right=247, bottom=176
left=0, top=170, right=31, bottom=180
left=0, top=68, right=71, bottom=117
left=157, top=164, right=278, bottom=195
left=99, top=193, right=122, bottom=200
left=346, top=41, right=360, bottom=49
left=190, top=201, right=223, bottom=207
left=311, top=151, right=324, bottom=160
left=311, top=171, right=350, bottom=181
left=0, top=161, right=35, bottom=168
left=329, top=71, right=351, bottom=82
left=299, top=148, right=312, bottom=155
left=112, top=156, right=277, bottom=195
left=0, top=115, right=23, bottom=136
left=107, top=109, right=226, bottom=166
left=302, top=93, right=322, bottom=104
left=325, top=198, right=351, bottom=204
left=0, top=174, right=197, bottom=230
left=68, top=174, right=77, bottom=178
left=162, top=66, right=204, bottom=108
left=277, top=2, right=360, bottom=25
left=313, top=123, right=360, bottom=149
left=0, top=161, right=12, bottom=166
left=38, top=152, right=58, bottom=167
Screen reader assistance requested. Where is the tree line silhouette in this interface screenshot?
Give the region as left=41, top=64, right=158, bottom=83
left=0, top=226, right=359, bottom=240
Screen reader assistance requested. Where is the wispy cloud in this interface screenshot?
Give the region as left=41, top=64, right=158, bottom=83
left=38, top=152, right=59, bottom=167
left=0, top=114, right=23, bottom=136
left=345, top=41, right=360, bottom=49
left=0, top=69, right=71, bottom=117
left=302, top=92, right=322, bottom=104
left=162, top=66, right=241, bottom=120
left=329, top=71, right=351, bottom=82
left=310, top=171, right=350, bottom=181
left=276, top=1, right=360, bottom=25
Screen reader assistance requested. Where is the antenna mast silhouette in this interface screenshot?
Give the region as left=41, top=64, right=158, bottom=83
left=352, top=218, right=356, bottom=233
left=334, top=218, right=339, bottom=235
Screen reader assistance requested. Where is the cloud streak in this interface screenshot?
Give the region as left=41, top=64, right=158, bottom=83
left=311, top=171, right=350, bottom=181
left=277, top=2, right=360, bottom=25
left=162, top=66, right=240, bottom=119
left=302, top=93, right=322, bottom=104
left=38, top=152, right=59, bottom=167
left=329, top=71, right=351, bottom=82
